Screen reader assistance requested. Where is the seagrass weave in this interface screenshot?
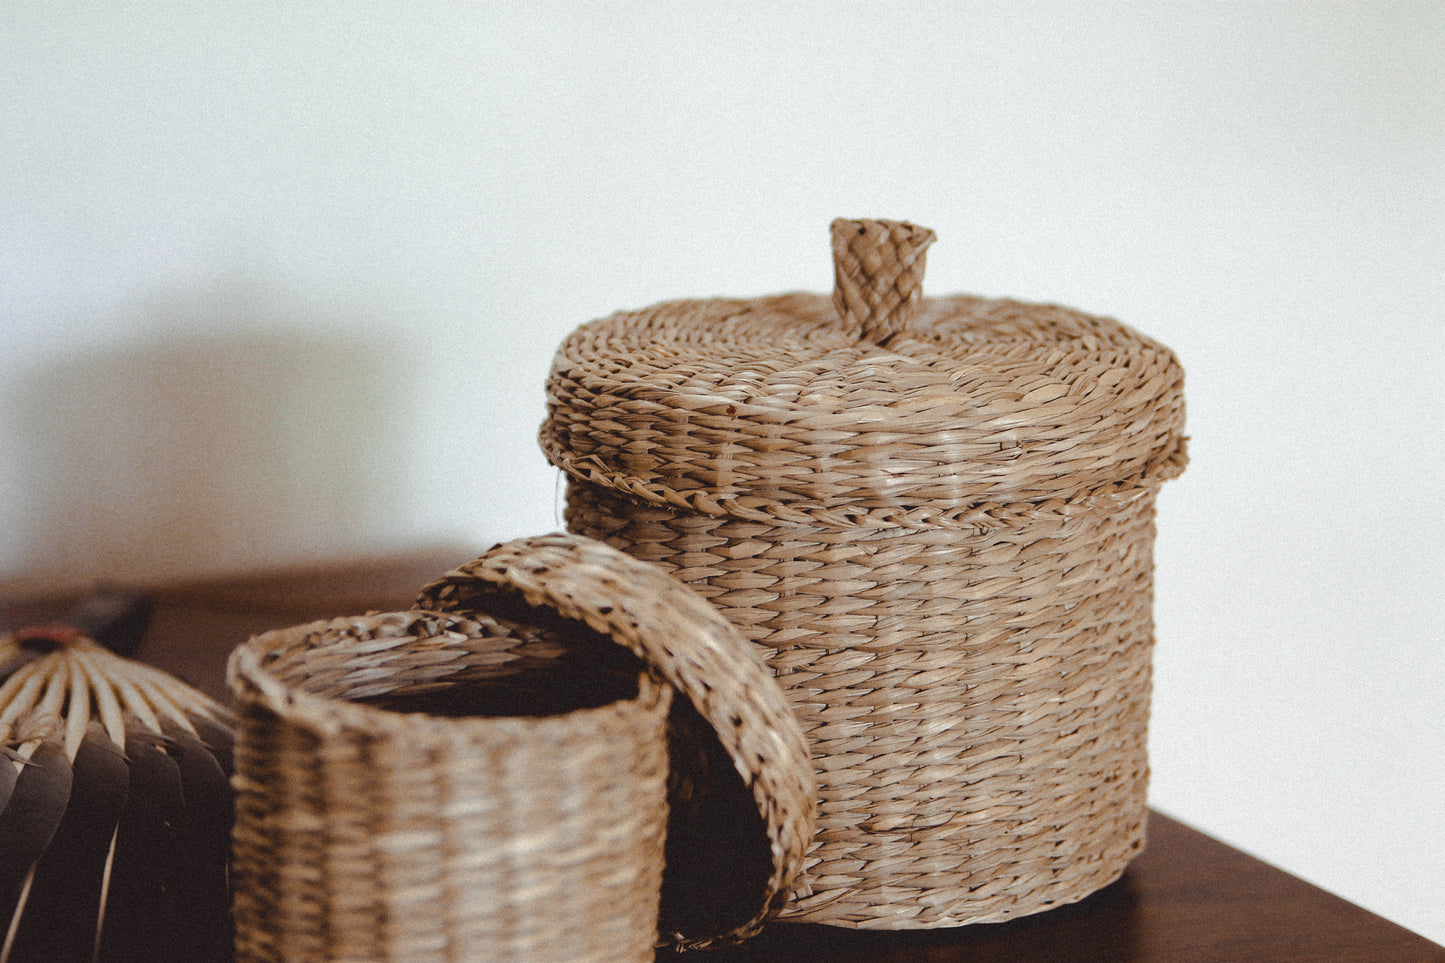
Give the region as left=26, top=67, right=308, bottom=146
left=229, top=608, right=671, bottom=963
left=540, top=219, right=1188, bottom=929
left=413, top=532, right=816, bottom=950
left=229, top=533, right=814, bottom=962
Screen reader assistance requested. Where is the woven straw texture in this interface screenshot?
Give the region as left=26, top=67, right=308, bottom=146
left=228, top=607, right=672, bottom=963
left=413, top=532, right=816, bottom=950
left=541, top=219, right=1187, bottom=929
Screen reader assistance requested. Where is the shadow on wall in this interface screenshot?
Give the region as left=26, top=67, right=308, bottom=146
left=5, top=282, right=417, bottom=589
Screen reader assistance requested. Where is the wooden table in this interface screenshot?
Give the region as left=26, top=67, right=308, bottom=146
left=4, top=554, right=1441, bottom=963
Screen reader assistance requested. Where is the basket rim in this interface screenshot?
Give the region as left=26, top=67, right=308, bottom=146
left=226, top=609, right=673, bottom=742
left=544, top=429, right=1186, bottom=532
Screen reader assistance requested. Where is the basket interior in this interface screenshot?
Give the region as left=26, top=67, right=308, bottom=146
left=266, top=611, right=651, bottom=719
left=426, top=588, right=778, bottom=945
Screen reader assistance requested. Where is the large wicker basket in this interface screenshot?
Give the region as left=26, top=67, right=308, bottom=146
left=228, top=533, right=814, bottom=961
left=540, top=219, right=1188, bottom=929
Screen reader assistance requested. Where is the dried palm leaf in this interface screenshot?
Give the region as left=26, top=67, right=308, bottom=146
left=0, top=624, right=234, bottom=963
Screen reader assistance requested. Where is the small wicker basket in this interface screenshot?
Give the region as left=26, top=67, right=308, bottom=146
left=228, top=533, right=814, bottom=962
left=541, top=219, right=1188, bottom=929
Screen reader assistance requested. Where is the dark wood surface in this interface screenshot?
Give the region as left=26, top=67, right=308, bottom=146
left=697, top=810, right=1445, bottom=962
left=3, top=555, right=1442, bottom=963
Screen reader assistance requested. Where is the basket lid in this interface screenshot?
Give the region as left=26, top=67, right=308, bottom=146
left=541, top=218, right=1187, bottom=527
left=413, top=532, right=816, bottom=950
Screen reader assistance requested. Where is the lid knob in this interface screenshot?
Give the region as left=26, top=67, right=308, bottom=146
left=830, top=218, right=937, bottom=347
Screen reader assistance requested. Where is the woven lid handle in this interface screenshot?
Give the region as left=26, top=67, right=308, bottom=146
left=830, top=217, right=937, bottom=347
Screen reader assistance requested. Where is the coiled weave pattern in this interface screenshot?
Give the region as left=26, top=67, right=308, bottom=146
left=543, top=219, right=1187, bottom=929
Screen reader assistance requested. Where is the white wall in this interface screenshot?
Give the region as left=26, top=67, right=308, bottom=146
left=4, top=1, right=1442, bottom=943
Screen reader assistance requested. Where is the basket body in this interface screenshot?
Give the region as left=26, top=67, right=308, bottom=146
left=228, top=609, right=671, bottom=963
left=565, top=479, right=1158, bottom=927
left=542, top=220, right=1187, bottom=928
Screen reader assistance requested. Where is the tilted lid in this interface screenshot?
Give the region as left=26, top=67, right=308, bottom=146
left=541, top=219, right=1187, bottom=527
left=414, top=532, right=816, bottom=950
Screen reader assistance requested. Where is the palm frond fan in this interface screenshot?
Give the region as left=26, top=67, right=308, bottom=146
left=0, top=623, right=235, bottom=963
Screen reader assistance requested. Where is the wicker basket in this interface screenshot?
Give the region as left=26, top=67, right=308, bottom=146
left=228, top=533, right=814, bottom=962
left=540, top=219, right=1188, bottom=929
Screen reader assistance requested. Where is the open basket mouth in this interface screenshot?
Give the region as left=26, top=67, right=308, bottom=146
left=239, top=608, right=658, bottom=721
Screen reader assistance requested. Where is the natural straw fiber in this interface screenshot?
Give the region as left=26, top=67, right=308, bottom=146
left=414, top=532, right=816, bottom=950
left=228, top=533, right=814, bottom=961
left=540, top=219, right=1188, bottom=929
left=229, top=608, right=672, bottom=963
